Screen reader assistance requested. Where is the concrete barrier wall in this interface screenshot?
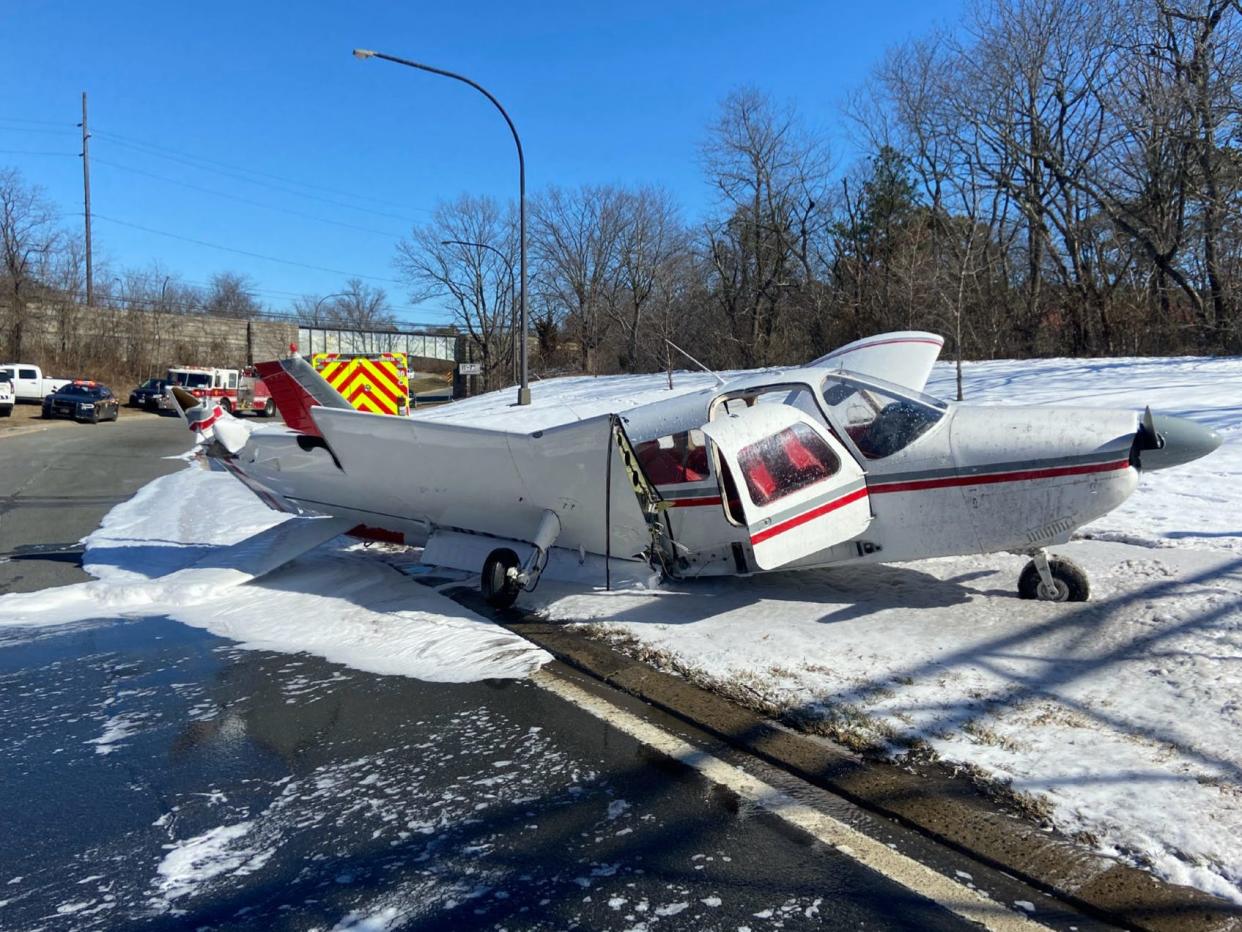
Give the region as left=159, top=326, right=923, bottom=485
left=7, top=302, right=296, bottom=367
left=5, top=303, right=462, bottom=370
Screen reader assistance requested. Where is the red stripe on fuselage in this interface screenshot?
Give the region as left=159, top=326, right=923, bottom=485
left=750, top=487, right=869, bottom=545
left=667, top=495, right=723, bottom=507
left=870, top=458, right=1130, bottom=494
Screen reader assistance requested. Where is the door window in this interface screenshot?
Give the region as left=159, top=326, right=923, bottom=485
left=737, top=422, right=840, bottom=506
left=19, top=368, right=37, bottom=380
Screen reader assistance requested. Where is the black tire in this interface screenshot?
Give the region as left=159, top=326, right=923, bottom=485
left=1018, top=557, right=1090, bottom=602
left=220, top=397, right=233, bottom=415
left=481, top=548, right=522, bottom=609
left=264, top=401, right=276, bottom=418
left=0, top=406, right=10, bottom=418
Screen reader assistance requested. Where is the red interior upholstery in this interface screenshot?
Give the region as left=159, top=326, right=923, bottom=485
left=743, top=458, right=777, bottom=504
left=686, top=446, right=709, bottom=476
left=638, top=445, right=705, bottom=485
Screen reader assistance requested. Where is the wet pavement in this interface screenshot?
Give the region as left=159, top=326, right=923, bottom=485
left=0, top=415, right=1107, bottom=930
left=0, top=616, right=976, bottom=930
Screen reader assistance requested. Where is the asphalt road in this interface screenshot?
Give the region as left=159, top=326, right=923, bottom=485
left=0, top=416, right=1105, bottom=930
left=0, top=408, right=191, bottom=594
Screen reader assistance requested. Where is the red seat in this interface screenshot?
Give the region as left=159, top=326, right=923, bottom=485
left=686, top=446, right=709, bottom=476
left=743, top=457, right=778, bottom=504
left=783, top=434, right=829, bottom=480
left=639, top=445, right=701, bottom=485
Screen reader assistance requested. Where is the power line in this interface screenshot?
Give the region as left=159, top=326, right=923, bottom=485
left=92, top=213, right=404, bottom=285
left=55, top=286, right=448, bottom=328
left=0, top=123, right=80, bottom=138
left=91, top=127, right=432, bottom=213
left=93, top=157, right=405, bottom=239
left=0, top=115, right=76, bottom=127
left=0, top=149, right=78, bottom=157
left=91, top=131, right=431, bottom=224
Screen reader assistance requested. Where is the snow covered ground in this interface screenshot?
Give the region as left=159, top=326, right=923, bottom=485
left=521, top=354, right=1242, bottom=904
left=1, top=352, right=1239, bottom=906
left=0, top=463, right=550, bottom=682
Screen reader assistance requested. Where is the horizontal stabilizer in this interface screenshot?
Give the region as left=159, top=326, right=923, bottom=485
left=168, top=385, right=251, bottom=453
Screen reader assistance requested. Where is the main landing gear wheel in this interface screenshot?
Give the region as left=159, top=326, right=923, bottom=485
left=481, top=548, right=522, bottom=609
left=1019, top=554, right=1090, bottom=602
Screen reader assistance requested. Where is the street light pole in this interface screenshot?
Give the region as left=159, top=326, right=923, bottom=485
left=353, top=49, right=531, bottom=405
left=440, top=239, right=519, bottom=383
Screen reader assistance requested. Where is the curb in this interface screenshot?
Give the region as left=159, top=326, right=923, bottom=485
left=500, top=616, right=1242, bottom=932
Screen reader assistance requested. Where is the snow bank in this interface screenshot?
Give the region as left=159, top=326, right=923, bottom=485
left=0, top=463, right=550, bottom=683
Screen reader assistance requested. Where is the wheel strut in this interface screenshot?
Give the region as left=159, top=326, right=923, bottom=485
left=1030, top=549, right=1058, bottom=599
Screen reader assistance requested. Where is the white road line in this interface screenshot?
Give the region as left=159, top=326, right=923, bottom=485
left=533, top=669, right=1051, bottom=932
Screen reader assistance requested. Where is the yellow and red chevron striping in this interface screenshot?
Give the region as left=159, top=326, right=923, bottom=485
left=311, top=352, right=409, bottom=416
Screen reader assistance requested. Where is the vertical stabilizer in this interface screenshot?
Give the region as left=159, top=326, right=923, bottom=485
left=254, top=356, right=352, bottom=435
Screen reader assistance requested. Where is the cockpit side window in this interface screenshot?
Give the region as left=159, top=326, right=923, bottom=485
left=820, top=376, right=945, bottom=460
left=635, top=429, right=710, bottom=485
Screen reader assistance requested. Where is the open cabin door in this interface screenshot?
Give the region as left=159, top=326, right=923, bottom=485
left=702, top=405, right=872, bottom=570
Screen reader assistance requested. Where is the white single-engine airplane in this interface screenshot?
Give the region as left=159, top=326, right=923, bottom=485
left=171, top=332, right=1220, bottom=608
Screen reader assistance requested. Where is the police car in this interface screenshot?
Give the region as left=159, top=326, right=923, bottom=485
left=41, top=381, right=120, bottom=423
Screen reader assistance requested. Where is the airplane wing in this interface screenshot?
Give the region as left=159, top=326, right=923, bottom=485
left=809, top=331, right=944, bottom=393
left=309, top=406, right=653, bottom=561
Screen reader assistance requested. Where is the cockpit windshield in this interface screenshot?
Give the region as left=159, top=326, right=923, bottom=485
left=820, top=374, right=946, bottom=460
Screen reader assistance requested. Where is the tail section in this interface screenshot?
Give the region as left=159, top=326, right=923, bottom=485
left=254, top=356, right=352, bottom=436
left=169, top=386, right=253, bottom=454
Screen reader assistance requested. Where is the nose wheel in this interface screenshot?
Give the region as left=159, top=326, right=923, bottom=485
left=1019, top=550, right=1090, bottom=602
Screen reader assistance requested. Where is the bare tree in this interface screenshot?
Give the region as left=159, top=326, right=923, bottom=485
left=203, top=271, right=262, bottom=319
left=327, top=278, right=395, bottom=331
left=532, top=184, right=627, bottom=375
left=609, top=186, right=689, bottom=370
left=396, top=195, right=516, bottom=389
left=0, top=167, right=60, bottom=359
left=701, top=88, right=833, bottom=367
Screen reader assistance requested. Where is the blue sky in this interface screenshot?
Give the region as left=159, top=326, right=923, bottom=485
left=2, top=1, right=960, bottom=324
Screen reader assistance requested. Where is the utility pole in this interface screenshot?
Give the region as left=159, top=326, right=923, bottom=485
left=79, top=91, right=94, bottom=307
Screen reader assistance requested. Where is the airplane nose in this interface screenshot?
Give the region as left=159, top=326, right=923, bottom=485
left=1135, top=409, right=1223, bottom=471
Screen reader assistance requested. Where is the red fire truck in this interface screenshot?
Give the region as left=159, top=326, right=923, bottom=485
left=159, top=365, right=275, bottom=417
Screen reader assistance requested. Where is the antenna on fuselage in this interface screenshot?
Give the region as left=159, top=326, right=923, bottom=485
left=665, top=340, right=726, bottom=387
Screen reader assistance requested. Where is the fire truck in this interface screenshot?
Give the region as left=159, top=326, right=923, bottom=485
left=159, top=365, right=275, bottom=417
left=310, top=352, right=410, bottom=416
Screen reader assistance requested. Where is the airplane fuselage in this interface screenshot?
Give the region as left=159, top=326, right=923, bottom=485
left=224, top=364, right=1156, bottom=583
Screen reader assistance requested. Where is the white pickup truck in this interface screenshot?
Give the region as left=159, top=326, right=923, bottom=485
left=0, top=370, right=13, bottom=417
left=0, top=364, right=72, bottom=403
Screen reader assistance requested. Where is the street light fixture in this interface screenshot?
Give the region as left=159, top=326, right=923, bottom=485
left=353, top=48, right=531, bottom=406
left=440, top=239, right=519, bottom=383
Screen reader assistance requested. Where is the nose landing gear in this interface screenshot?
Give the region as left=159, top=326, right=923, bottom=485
left=1019, top=550, right=1090, bottom=602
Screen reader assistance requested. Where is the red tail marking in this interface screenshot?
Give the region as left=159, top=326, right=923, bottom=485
left=254, top=360, right=321, bottom=436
